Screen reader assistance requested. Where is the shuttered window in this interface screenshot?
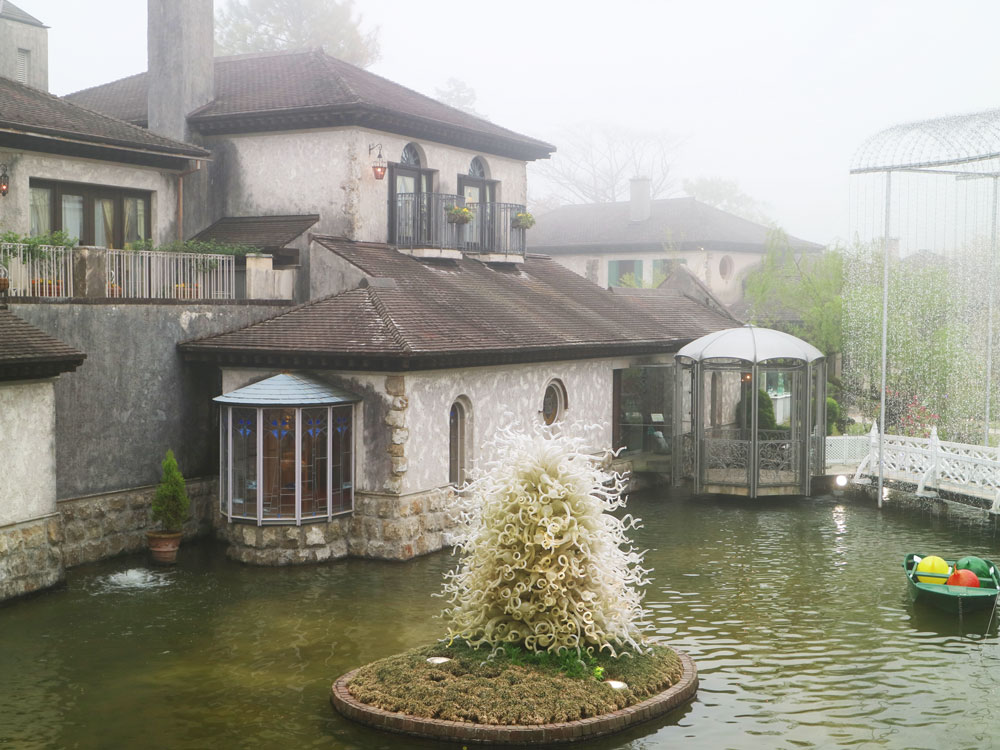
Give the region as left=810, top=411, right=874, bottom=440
left=16, top=49, right=29, bottom=84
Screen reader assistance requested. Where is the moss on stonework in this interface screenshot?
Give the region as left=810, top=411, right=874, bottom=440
left=347, top=642, right=682, bottom=725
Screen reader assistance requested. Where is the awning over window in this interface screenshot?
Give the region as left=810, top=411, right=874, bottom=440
left=213, top=373, right=361, bottom=407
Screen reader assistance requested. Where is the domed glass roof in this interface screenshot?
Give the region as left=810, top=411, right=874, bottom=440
left=677, top=325, right=823, bottom=364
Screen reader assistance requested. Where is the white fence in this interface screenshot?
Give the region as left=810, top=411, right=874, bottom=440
left=825, top=435, right=870, bottom=465
left=0, top=243, right=74, bottom=297
left=107, top=249, right=235, bottom=300
left=852, top=423, right=1000, bottom=508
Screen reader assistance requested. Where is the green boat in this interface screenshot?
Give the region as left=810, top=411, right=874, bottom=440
left=903, top=553, right=1000, bottom=614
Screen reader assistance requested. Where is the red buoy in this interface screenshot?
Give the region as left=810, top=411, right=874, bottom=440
left=946, top=569, right=980, bottom=587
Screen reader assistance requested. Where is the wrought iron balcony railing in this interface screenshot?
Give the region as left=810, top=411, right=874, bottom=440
left=392, top=194, right=527, bottom=258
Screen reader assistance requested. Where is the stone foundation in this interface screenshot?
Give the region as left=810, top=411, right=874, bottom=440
left=58, top=477, right=215, bottom=568
left=216, top=487, right=457, bottom=565
left=0, top=515, right=64, bottom=601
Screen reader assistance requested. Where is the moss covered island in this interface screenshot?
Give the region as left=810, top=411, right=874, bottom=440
left=348, top=641, right=683, bottom=725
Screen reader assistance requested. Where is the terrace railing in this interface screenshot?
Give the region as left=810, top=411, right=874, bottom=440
left=0, top=243, right=74, bottom=297
left=464, top=202, right=527, bottom=258
left=392, top=195, right=527, bottom=258
left=106, top=249, right=235, bottom=300
left=393, top=193, right=463, bottom=250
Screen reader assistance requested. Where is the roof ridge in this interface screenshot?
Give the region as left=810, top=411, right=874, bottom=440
left=365, top=285, right=412, bottom=354
left=316, top=50, right=362, bottom=104
left=8, top=74, right=207, bottom=155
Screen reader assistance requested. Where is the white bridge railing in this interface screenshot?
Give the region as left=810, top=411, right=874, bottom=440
left=852, top=423, right=1000, bottom=510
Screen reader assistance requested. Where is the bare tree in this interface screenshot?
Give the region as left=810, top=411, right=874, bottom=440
left=531, top=125, right=682, bottom=205
left=215, top=0, right=380, bottom=67
left=682, top=177, right=772, bottom=225
left=434, top=78, right=486, bottom=118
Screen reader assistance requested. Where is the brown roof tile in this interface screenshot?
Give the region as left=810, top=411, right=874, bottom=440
left=66, top=50, right=554, bottom=161
left=192, top=215, right=319, bottom=249
left=529, top=197, right=822, bottom=254
left=0, top=306, right=85, bottom=380
left=0, top=75, right=208, bottom=163
left=180, top=239, right=737, bottom=370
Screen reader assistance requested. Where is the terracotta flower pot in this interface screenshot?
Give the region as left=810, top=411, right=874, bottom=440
left=146, top=531, right=183, bottom=564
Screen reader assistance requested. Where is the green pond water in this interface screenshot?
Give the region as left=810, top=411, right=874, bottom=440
left=3, top=488, right=1000, bottom=749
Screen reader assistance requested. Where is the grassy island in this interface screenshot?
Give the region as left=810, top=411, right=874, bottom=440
left=348, top=641, right=683, bottom=725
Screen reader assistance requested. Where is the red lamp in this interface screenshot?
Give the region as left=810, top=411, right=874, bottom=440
left=369, top=144, right=386, bottom=180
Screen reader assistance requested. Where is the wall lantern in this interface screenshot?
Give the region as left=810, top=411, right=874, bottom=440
left=369, top=144, right=387, bottom=180
left=0, top=165, right=9, bottom=197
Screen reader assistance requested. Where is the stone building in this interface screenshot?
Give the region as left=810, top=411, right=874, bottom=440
left=0, top=0, right=736, bottom=598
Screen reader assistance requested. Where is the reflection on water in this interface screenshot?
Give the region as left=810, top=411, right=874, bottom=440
left=2, top=489, right=1000, bottom=749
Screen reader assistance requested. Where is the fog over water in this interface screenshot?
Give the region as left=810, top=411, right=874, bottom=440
left=38, top=0, right=1000, bottom=245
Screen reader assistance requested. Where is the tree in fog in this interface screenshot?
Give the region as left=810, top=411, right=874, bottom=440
left=215, top=0, right=380, bottom=66
left=683, top=177, right=772, bottom=225
left=435, top=78, right=486, bottom=118
left=532, top=125, right=681, bottom=205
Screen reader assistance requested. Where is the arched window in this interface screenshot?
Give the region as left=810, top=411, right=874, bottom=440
left=541, top=379, right=567, bottom=425
left=468, top=156, right=487, bottom=178
left=400, top=143, right=422, bottom=167
left=449, top=398, right=470, bottom=485
left=389, top=143, right=433, bottom=246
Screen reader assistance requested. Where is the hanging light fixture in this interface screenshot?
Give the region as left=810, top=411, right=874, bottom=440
left=369, top=144, right=387, bottom=180
left=0, top=165, right=9, bottom=197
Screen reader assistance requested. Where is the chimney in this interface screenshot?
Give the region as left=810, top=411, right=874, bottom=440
left=147, top=0, right=214, bottom=143
left=629, top=177, right=651, bottom=223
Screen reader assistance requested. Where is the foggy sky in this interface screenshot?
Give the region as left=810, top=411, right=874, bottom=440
left=37, top=1, right=1000, bottom=246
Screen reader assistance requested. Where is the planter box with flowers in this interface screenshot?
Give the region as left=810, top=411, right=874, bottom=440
left=511, top=211, right=536, bottom=230
left=446, top=205, right=474, bottom=225
left=30, top=278, right=64, bottom=296
left=173, top=283, right=201, bottom=300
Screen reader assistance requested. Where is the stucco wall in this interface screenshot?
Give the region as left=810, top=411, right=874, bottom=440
left=219, top=359, right=615, bottom=499
left=204, top=127, right=528, bottom=245
left=10, top=300, right=291, bottom=500
left=0, top=150, right=180, bottom=245
left=0, top=17, right=47, bottom=91
left=402, top=360, right=614, bottom=494
left=0, top=379, right=57, bottom=526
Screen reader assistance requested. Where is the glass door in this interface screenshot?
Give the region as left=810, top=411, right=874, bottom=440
left=458, top=176, right=495, bottom=251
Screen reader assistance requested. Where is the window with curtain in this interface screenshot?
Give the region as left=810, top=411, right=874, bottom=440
left=29, top=187, right=51, bottom=236
left=28, top=179, right=151, bottom=247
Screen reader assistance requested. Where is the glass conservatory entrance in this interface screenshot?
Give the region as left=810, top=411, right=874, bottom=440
left=674, top=326, right=826, bottom=497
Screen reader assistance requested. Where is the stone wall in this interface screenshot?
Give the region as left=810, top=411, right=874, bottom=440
left=58, top=477, right=215, bottom=568
left=11, top=300, right=290, bottom=500
left=0, top=515, right=62, bottom=601
left=215, top=486, right=455, bottom=565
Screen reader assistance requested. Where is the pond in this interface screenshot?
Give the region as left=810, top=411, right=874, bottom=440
left=3, top=488, right=1000, bottom=749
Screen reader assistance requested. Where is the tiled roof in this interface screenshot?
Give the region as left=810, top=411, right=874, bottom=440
left=0, top=306, right=86, bottom=380
left=0, top=75, right=209, bottom=162
left=214, top=372, right=361, bottom=406
left=0, top=1, right=45, bottom=27
left=65, top=50, right=554, bottom=161
left=528, top=197, right=822, bottom=254
left=180, top=238, right=738, bottom=370
left=192, top=215, right=319, bottom=249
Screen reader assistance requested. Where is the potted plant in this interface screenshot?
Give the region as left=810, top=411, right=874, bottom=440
left=446, top=205, right=474, bottom=225
left=511, top=211, right=535, bottom=230
left=146, top=449, right=190, bottom=564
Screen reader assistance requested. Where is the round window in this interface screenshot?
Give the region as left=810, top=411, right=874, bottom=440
left=541, top=381, right=566, bottom=425
left=719, top=255, right=734, bottom=280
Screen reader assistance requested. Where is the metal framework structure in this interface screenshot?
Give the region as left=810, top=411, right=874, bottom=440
left=849, top=109, right=1000, bottom=506
left=673, top=326, right=826, bottom=498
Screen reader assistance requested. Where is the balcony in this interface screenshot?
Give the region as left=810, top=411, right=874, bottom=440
left=392, top=194, right=526, bottom=262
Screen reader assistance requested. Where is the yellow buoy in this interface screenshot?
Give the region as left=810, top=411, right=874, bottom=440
left=916, top=555, right=950, bottom=584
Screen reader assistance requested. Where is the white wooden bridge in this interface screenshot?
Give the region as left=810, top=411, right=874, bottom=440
left=844, top=424, right=1000, bottom=511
